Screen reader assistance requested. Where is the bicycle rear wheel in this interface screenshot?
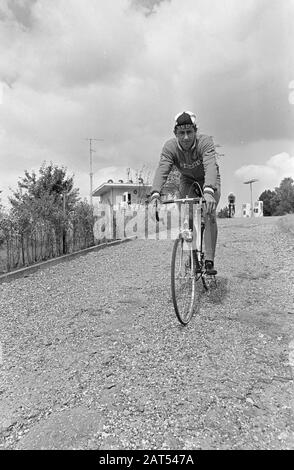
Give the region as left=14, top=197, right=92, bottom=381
left=171, top=237, right=196, bottom=325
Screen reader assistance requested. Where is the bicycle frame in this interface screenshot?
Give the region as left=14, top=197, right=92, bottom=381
left=163, top=196, right=206, bottom=270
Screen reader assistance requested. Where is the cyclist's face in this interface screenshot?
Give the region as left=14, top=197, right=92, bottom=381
left=175, top=126, right=196, bottom=149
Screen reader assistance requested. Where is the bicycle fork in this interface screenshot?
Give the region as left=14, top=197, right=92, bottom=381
left=180, top=201, right=204, bottom=276
left=191, top=203, right=205, bottom=269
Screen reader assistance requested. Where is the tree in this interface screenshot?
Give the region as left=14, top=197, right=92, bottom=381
left=72, top=200, right=95, bottom=250
left=217, top=206, right=230, bottom=218
left=9, top=162, right=80, bottom=258
left=258, top=177, right=294, bottom=216
left=11, top=162, right=79, bottom=210
left=1, top=163, right=103, bottom=271
left=134, top=165, right=154, bottom=204
left=259, top=189, right=277, bottom=216
left=273, top=177, right=294, bottom=215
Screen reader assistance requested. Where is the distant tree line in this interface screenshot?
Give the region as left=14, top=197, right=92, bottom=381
left=217, top=206, right=230, bottom=218
left=0, top=162, right=95, bottom=274
left=259, top=177, right=294, bottom=216
left=217, top=177, right=294, bottom=218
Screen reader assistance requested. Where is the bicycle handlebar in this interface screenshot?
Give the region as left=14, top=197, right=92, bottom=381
left=162, top=197, right=205, bottom=205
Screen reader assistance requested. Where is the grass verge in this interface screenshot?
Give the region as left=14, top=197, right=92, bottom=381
left=278, top=214, right=294, bottom=235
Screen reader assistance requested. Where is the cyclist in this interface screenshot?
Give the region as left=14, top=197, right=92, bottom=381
left=228, top=193, right=236, bottom=218
left=150, top=111, right=221, bottom=274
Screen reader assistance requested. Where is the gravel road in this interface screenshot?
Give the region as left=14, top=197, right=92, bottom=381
left=0, top=216, right=294, bottom=450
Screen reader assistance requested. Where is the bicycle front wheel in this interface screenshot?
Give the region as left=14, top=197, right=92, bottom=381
left=171, top=237, right=195, bottom=325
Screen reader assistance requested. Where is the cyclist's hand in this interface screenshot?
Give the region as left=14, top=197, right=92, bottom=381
left=150, top=192, right=161, bottom=206
left=203, top=191, right=216, bottom=214
left=150, top=192, right=161, bottom=221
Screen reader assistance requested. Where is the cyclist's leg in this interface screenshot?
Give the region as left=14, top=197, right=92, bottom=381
left=179, top=178, right=201, bottom=230
left=204, top=185, right=221, bottom=262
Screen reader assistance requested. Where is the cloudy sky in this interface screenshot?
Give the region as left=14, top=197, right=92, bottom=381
left=0, top=0, right=294, bottom=212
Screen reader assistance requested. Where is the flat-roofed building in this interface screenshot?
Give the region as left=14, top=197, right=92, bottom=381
left=92, top=178, right=152, bottom=209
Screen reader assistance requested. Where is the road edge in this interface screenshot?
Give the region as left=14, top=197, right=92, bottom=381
left=0, top=236, right=137, bottom=284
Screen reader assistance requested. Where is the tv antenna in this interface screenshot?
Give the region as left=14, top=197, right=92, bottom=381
left=85, top=138, right=104, bottom=206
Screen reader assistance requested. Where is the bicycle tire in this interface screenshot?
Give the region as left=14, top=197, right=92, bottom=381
left=171, top=237, right=196, bottom=325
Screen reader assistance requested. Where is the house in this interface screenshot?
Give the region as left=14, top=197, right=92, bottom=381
left=253, top=200, right=263, bottom=217
left=242, top=200, right=263, bottom=217
left=92, top=178, right=152, bottom=209
left=242, top=203, right=251, bottom=217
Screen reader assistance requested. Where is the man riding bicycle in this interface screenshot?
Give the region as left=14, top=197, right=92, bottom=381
left=150, top=111, right=221, bottom=275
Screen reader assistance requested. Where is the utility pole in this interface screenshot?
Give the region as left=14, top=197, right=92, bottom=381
left=244, top=179, right=258, bottom=217
left=85, top=138, right=104, bottom=206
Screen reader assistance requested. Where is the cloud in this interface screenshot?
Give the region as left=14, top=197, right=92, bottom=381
left=235, top=152, right=294, bottom=189
left=6, top=0, right=37, bottom=28
left=131, top=0, right=168, bottom=14
left=0, top=0, right=146, bottom=89
left=0, top=0, right=294, bottom=205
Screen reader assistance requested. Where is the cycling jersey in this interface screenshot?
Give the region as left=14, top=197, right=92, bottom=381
left=151, top=133, right=221, bottom=194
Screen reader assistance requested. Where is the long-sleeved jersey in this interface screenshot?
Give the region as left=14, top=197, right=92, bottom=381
left=151, top=133, right=221, bottom=194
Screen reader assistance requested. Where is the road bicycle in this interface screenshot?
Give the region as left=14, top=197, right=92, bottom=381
left=162, top=194, right=216, bottom=325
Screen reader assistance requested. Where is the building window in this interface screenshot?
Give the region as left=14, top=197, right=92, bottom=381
left=123, top=192, right=131, bottom=205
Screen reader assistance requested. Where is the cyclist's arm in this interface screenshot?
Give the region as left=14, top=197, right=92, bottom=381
left=151, top=148, right=174, bottom=195
left=199, top=136, right=218, bottom=195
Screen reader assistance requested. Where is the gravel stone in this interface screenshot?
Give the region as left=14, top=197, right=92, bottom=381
left=15, top=407, right=104, bottom=450
left=1, top=216, right=294, bottom=449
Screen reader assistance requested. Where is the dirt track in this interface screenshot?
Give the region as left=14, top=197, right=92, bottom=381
left=0, top=216, right=294, bottom=450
